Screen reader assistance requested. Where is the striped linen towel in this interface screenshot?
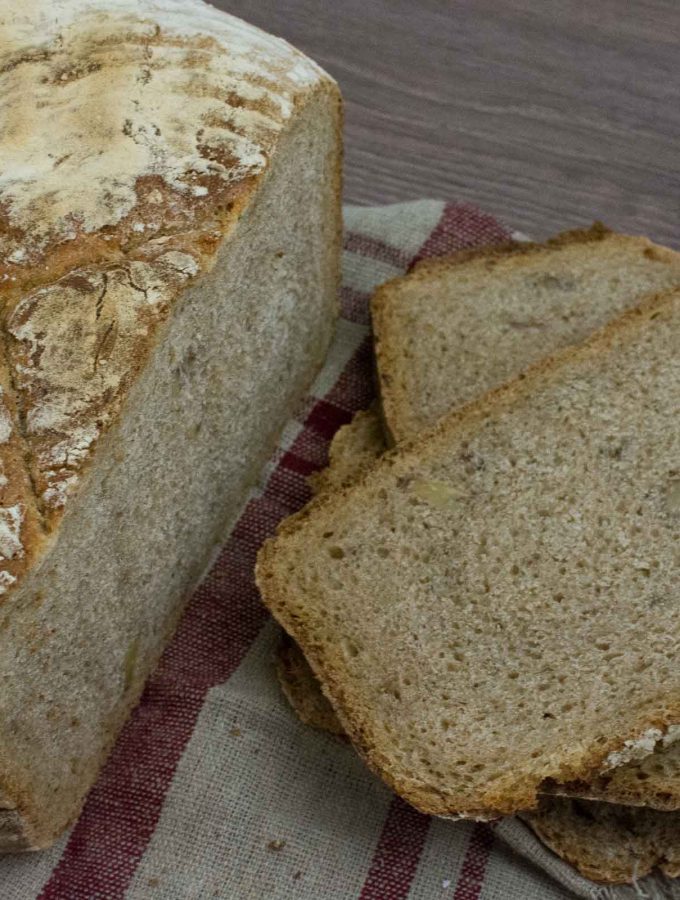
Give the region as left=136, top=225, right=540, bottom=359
left=2, top=201, right=675, bottom=900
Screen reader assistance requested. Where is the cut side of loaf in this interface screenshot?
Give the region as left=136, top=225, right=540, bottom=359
left=521, top=799, right=680, bottom=884
left=373, top=225, right=680, bottom=442
left=0, top=0, right=341, bottom=850
left=258, top=292, right=680, bottom=819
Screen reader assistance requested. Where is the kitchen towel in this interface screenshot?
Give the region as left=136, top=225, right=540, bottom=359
left=1, top=200, right=674, bottom=900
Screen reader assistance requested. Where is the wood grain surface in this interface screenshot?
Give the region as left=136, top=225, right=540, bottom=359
left=211, top=0, right=679, bottom=245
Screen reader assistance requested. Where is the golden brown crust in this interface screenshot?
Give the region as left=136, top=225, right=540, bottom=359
left=257, top=288, right=680, bottom=818
left=275, top=633, right=345, bottom=736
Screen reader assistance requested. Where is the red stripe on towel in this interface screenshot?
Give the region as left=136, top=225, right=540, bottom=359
left=344, top=232, right=412, bottom=271
left=411, top=202, right=510, bottom=268
left=452, top=823, right=495, bottom=900
left=359, top=797, right=431, bottom=900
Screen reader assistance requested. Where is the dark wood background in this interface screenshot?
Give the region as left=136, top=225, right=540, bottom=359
left=212, top=0, right=679, bottom=245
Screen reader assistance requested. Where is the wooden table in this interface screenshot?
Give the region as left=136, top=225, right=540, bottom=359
left=213, top=0, right=679, bottom=245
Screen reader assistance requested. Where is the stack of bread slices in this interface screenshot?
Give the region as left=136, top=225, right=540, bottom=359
left=256, top=224, right=680, bottom=885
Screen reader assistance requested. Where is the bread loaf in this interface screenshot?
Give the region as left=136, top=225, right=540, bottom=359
left=0, top=0, right=341, bottom=850
left=258, top=291, right=680, bottom=819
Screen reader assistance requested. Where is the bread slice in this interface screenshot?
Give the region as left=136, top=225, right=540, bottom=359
left=276, top=631, right=344, bottom=736
left=258, top=291, right=680, bottom=819
left=521, top=799, right=680, bottom=884
left=280, top=410, right=680, bottom=885
left=308, top=407, right=385, bottom=495
left=280, top=412, right=680, bottom=811
left=278, top=408, right=384, bottom=733
left=0, top=0, right=341, bottom=850
left=372, top=225, right=680, bottom=442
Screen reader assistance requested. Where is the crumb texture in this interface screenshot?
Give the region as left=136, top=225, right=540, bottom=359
left=258, top=293, right=680, bottom=817
left=373, top=227, right=680, bottom=440
left=282, top=401, right=680, bottom=812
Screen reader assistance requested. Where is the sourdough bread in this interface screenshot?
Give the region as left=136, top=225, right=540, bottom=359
left=258, top=292, right=680, bottom=819
left=372, top=225, right=680, bottom=442
left=0, top=0, right=341, bottom=850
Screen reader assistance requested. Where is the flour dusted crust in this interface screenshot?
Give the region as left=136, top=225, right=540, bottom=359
left=0, top=0, right=333, bottom=562
left=5, top=240, right=201, bottom=522
left=0, top=0, right=322, bottom=264
left=0, top=369, right=43, bottom=596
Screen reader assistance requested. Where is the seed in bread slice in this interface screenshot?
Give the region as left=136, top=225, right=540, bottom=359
left=373, top=224, right=680, bottom=442
left=258, top=291, right=680, bottom=818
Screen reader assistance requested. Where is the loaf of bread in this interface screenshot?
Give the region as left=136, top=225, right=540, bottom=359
left=0, top=0, right=341, bottom=850
left=372, top=225, right=680, bottom=442
left=258, top=291, right=680, bottom=820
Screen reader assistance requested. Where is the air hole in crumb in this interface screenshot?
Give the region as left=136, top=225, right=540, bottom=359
left=328, top=546, right=345, bottom=559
